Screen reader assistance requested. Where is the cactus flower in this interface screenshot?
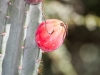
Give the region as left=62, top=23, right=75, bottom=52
left=24, top=0, right=42, bottom=5
left=35, top=19, right=68, bottom=52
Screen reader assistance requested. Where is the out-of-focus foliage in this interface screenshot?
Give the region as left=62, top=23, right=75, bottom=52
left=42, top=0, right=100, bottom=75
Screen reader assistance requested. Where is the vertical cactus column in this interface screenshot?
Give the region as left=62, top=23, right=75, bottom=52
left=2, top=0, right=26, bottom=75
left=0, top=0, right=10, bottom=53
left=0, top=0, right=10, bottom=74
left=21, top=3, right=42, bottom=75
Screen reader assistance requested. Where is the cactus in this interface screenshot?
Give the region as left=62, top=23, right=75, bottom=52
left=0, top=0, right=42, bottom=75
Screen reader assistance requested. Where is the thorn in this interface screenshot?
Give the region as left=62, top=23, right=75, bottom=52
left=37, top=69, right=39, bottom=73
left=8, top=1, right=12, bottom=5
left=0, top=32, right=6, bottom=36
left=6, top=16, right=10, bottom=19
left=25, top=10, right=29, bottom=14
left=18, top=66, right=23, bottom=70
left=40, top=49, right=45, bottom=53
left=37, top=68, right=42, bottom=75
left=21, top=46, right=25, bottom=49
left=0, top=54, right=2, bottom=57
left=40, top=64, right=43, bottom=66
left=23, top=25, right=28, bottom=29
left=42, top=51, right=45, bottom=53
left=36, top=60, right=43, bottom=63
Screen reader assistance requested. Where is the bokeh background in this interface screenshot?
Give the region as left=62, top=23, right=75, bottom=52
left=40, top=0, right=100, bottom=75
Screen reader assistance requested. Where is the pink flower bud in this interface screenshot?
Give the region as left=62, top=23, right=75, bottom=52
left=35, top=19, right=68, bottom=52
left=24, top=0, right=42, bottom=5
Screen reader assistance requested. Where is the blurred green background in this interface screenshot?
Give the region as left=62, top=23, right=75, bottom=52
left=40, top=0, right=100, bottom=75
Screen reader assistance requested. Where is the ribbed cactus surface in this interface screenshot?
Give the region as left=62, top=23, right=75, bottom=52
left=0, top=0, right=42, bottom=75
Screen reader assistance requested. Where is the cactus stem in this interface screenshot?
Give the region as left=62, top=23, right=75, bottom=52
left=0, top=32, right=6, bottom=36
left=5, top=16, right=10, bottom=19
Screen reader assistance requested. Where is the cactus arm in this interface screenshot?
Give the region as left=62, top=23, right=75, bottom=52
left=0, top=0, right=10, bottom=74
left=21, top=3, right=42, bottom=75
left=2, top=0, right=26, bottom=75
